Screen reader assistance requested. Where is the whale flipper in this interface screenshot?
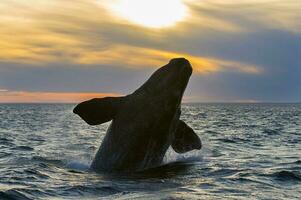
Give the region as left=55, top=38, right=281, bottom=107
left=73, top=96, right=125, bottom=125
left=171, top=120, right=202, bottom=154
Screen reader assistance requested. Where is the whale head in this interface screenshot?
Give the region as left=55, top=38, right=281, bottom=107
left=134, top=58, right=193, bottom=113
left=137, top=57, right=192, bottom=97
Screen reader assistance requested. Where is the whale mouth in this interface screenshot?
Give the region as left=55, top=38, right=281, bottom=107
left=169, top=58, right=193, bottom=77
left=172, top=58, right=192, bottom=82
left=132, top=58, right=192, bottom=98
left=164, top=58, right=193, bottom=97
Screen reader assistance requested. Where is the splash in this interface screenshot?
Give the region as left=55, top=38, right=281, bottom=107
left=163, top=147, right=202, bottom=164
left=163, top=135, right=211, bottom=164
left=66, top=160, right=91, bottom=171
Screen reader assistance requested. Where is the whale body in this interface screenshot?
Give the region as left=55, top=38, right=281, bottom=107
left=74, top=58, right=202, bottom=172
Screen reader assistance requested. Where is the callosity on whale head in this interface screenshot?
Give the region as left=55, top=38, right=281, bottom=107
left=74, top=58, right=202, bottom=172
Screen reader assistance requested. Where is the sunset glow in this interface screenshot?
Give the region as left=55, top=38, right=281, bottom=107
left=0, top=0, right=300, bottom=103
left=0, top=90, right=120, bottom=103
left=100, top=0, right=188, bottom=28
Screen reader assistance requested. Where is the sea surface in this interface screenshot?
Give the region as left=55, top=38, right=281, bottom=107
left=0, top=103, right=300, bottom=200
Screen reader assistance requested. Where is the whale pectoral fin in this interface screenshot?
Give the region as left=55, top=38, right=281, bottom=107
left=73, top=96, right=125, bottom=125
left=171, top=120, right=202, bottom=154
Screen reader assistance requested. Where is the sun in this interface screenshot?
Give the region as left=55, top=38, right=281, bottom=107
left=100, top=0, right=188, bottom=28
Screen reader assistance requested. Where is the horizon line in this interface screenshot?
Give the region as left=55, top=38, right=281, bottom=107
left=0, top=102, right=300, bottom=104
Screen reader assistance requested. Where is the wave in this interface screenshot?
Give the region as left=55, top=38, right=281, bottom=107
left=0, top=189, right=33, bottom=200
left=263, top=128, right=280, bottom=135
left=0, top=152, right=12, bottom=159
left=0, top=187, right=59, bottom=200
left=0, top=137, right=14, bottom=147
left=31, top=155, right=91, bottom=173
left=218, top=137, right=251, bottom=144
left=271, top=170, right=301, bottom=182
left=11, top=146, right=34, bottom=151
left=294, top=160, right=301, bottom=164
left=54, top=185, right=122, bottom=197
left=31, top=156, right=64, bottom=166
left=23, top=169, right=50, bottom=179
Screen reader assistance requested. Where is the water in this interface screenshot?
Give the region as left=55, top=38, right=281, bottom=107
left=0, top=103, right=300, bottom=200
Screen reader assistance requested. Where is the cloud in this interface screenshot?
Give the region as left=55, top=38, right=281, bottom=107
left=0, top=89, right=119, bottom=103
left=0, top=0, right=300, bottom=102
left=75, top=44, right=263, bottom=74
left=184, top=0, right=301, bottom=33
left=0, top=0, right=264, bottom=74
left=0, top=89, right=8, bottom=92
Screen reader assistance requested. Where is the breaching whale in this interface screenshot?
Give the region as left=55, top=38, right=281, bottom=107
left=74, top=58, right=202, bottom=172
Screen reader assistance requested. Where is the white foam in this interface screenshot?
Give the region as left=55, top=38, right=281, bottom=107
left=163, top=148, right=202, bottom=164
left=163, top=136, right=211, bottom=164
left=66, top=160, right=91, bottom=171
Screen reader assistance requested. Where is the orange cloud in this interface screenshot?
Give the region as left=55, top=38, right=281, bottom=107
left=0, top=90, right=120, bottom=103
left=0, top=0, right=274, bottom=75
left=77, top=44, right=263, bottom=74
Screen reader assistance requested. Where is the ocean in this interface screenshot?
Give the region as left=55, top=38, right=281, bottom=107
left=0, top=103, right=300, bottom=199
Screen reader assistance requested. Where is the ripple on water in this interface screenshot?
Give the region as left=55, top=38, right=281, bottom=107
left=217, top=137, right=251, bottom=144
left=294, top=160, right=301, bottom=164
left=11, top=146, right=34, bottom=151
left=0, top=152, right=12, bottom=159
left=0, top=137, right=14, bottom=147
left=0, top=189, right=33, bottom=200
left=31, top=156, right=64, bottom=166
left=271, top=170, right=301, bottom=182
left=54, top=185, right=123, bottom=197
left=0, top=103, right=301, bottom=199
left=23, top=169, right=50, bottom=179
left=262, top=128, right=281, bottom=135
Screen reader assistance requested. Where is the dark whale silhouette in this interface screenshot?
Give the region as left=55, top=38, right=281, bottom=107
left=74, top=58, right=202, bottom=172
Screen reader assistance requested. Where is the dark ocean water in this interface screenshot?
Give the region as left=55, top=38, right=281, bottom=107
left=0, top=103, right=300, bottom=200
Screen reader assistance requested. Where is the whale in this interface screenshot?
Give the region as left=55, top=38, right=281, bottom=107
left=73, top=58, right=202, bottom=172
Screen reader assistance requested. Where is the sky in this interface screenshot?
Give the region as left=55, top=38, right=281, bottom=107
left=0, top=0, right=300, bottom=103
